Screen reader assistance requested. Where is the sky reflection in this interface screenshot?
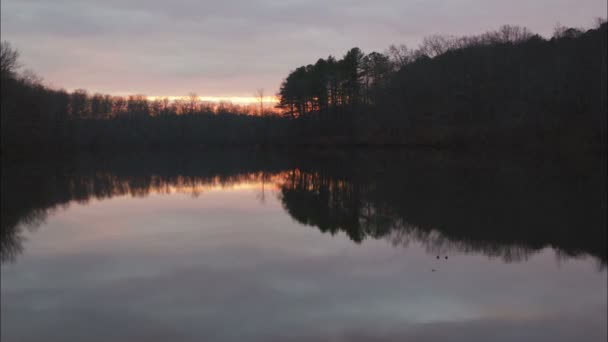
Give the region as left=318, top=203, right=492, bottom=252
left=2, top=185, right=606, bottom=342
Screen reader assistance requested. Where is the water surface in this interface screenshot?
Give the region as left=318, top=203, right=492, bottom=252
left=1, top=150, right=606, bottom=341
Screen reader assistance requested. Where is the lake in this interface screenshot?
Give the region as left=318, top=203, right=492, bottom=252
left=1, top=149, right=606, bottom=341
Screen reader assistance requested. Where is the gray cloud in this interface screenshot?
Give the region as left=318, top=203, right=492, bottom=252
left=1, top=0, right=606, bottom=97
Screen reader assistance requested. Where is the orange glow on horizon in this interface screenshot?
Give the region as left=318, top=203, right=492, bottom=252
left=115, top=172, right=287, bottom=198
left=146, top=95, right=279, bottom=105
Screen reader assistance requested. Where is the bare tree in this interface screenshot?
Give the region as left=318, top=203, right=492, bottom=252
left=255, top=88, right=264, bottom=116
left=420, top=35, right=457, bottom=57
left=0, top=41, right=20, bottom=79
left=497, top=25, right=533, bottom=43
left=19, top=69, right=43, bottom=86
left=90, top=93, right=105, bottom=119
left=187, top=92, right=199, bottom=114
left=71, top=89, right=90, bottom=119
left=385, top=44, right=413, bottom=70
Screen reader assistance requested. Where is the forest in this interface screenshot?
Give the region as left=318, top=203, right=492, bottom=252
left=1, top=21, right=606, bottom=154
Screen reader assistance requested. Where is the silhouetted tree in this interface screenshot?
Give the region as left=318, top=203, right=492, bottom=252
left=255, top=88, right=265, bottom=116
left=0, top=41, right=19, bottom=81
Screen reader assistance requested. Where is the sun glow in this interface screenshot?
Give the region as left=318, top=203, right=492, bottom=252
left=146, top=95, right=279, bottom=105
left=115, top=172, right=288, bottom=197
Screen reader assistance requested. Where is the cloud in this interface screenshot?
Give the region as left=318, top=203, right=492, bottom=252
left=1, top=0, right=605, bottom=97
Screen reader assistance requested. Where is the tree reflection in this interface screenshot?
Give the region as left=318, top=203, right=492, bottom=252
left=276, top=152, right=606, bottom=266
left=1, top=150, right=605, bottom=267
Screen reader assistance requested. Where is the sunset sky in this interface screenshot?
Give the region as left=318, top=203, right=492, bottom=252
left=1, top=0, right=606, bottom=102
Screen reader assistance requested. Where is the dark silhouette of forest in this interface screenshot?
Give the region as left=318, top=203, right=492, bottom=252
left=1, top=21, right=606, bottom=153
left=2, top=150, right=605, bottom=266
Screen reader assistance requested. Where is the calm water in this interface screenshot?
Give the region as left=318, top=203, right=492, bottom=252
left=1, top=150, right=606, bottom=341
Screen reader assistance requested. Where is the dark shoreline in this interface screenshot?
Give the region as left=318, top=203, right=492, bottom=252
left=2, top=146, right=606, bottom=266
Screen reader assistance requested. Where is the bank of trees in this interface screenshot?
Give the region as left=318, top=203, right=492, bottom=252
left=275, top=22, right=607, bottom=148
left=275, top=25, right=540, bottom=118
left=0, top=43, right=285, bottom=151
left=1, top=21, right=606, bottom=152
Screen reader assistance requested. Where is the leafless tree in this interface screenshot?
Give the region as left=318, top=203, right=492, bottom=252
left=385, top=44, right=413, bottom=70
left=19, top=69, right=43, bottom=86
left=255, top=88, right=264, bottom=116
left=420, top=35, right=457, bottom=57
left=187, top=92, right=199, bottom=114
left=1, top=41, right=20, bottom=79
left=497, top=25, right=533, bottom=43
left=69, top=89, right=90, bottom=118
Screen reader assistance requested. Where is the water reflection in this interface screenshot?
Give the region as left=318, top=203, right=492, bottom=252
left=2, top=150, right=606, bottom=342
left=2, top=150, right=605, bottom=266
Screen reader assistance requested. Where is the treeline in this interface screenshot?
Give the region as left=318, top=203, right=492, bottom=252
left=1, top=21, right=606, bottom=152
left=278, top=22, right=607, bottom=147
left=277, top=26, right=553, bottom=117
left=0, top=46, right=287, bottom=151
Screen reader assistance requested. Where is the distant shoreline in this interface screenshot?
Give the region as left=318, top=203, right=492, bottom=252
left=2, top=22, right=606, bottom=159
